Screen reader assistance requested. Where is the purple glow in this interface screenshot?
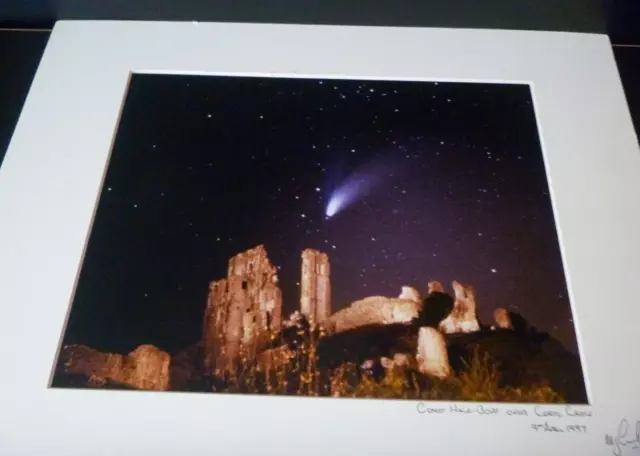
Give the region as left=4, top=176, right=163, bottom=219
left=325, top=155, right=396, bottom=218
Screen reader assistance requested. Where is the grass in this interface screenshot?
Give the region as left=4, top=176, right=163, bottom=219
left=208, top=325, right=566, bottom=403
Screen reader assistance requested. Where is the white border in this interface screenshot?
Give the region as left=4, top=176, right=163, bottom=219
left=1, top=20, right=640, bottom=456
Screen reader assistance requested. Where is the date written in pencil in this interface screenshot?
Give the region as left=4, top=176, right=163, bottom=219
left=531, top=422, right=588, bottom=433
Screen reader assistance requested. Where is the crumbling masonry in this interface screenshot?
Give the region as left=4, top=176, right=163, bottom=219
left=300, top=248, right=331, bottom=325
left=203, top=246, right=332, bottom=374
left=202, top=245, right=488, bottom=378
left=203, top=245, right=282, bottom=375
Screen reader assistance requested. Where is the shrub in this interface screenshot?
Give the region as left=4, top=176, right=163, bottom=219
left=211, top=328, right=565, bottom=403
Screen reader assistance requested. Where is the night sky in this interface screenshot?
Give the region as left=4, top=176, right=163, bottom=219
left=61, top=74, right=579, bottom=356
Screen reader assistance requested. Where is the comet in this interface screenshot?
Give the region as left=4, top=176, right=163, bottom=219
left=325, top=174, right=377, bottom=218
left=325, top=153, right=400, bottom=219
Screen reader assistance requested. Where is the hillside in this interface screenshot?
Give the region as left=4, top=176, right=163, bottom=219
left=52, top=288, right=586, bottom=403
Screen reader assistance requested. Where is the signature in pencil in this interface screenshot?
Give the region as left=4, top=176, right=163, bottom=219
left=606, top=418, right=640, bottom=456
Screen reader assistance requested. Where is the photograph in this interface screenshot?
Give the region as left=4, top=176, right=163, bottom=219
left=51, top=73, right=588, bottom=404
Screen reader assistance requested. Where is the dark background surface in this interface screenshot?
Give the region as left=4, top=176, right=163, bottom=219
left=0, top=31, right=49, bottom=168
left=0, top=0, right=609, bottom=33
left=0, top=1, right=638, bottom=167
left=1, top=0, right=638, bottom=166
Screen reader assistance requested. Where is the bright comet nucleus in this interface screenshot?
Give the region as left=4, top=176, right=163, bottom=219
left=324, top=152, right=402, bottom=219
left=325, top=193, right=345, bottom=218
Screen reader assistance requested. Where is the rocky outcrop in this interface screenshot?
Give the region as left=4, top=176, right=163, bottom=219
left=416, top=327, right=451, bottom=378
left=203, top=245, right=283, bottom=374
left=59, top=344, right=170, bottom=391
left=326, top=289, right=422, bottom=334
left=439, top=281, right=481, bottom=334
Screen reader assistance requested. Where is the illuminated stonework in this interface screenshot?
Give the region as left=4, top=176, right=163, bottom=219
left=326, top=289, right=422, bottom=334
left=438, top=281, right=481, bottom=334
left=300, top=249, right=331, bottom=325
left=60, top=344, right=170, bottom=390
left=203, top=245, right=282, bottom=374
left=416, top=327, right=451, bottom=378
left=493, top=308, right=513, bottom=329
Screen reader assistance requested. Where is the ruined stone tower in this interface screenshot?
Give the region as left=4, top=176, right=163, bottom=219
left=300, top=249, right=331, bottom=325
left=438, top=280, right=481, bottom=334
left=203, top=245, right=282, bottom=375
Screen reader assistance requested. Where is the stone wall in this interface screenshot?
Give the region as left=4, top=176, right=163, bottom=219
left=203, top=245, right=283, bottom=374
left=493, top=308, right=513, bottom=329
left=416, top=327, right=451, bottom=378
left=326, top=286, right=422, bottom=333
left=60, top=344, right=170, bottom=390
left=300, top=249, right=331, bottom=325
left=438, top=280, right=481, bottom=334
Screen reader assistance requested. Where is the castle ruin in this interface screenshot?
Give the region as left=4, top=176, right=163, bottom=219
left=201, top=245, right=486, bottom=376
left=202, top=246, right=331, bottom=374
left=438, top=280, right=481, bottom=334
left=300, top=248, right=331, bottom=325
left=202, top=245, right=283, bottom=375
